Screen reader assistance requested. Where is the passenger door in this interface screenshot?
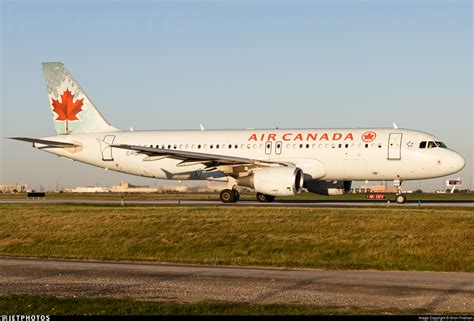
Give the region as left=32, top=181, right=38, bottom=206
left=388, top=133, right=402, bottom=160
left=100, top=135, right=116, bottom=161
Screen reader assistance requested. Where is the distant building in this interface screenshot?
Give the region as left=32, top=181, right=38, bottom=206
left=64, top=186, right=110, bottom=193
left=0, top=184, right=25, bottom=193
left=111, top=181, right=160, bottom=193
left=62, top=181, right=212, bottom=193
left=352, top=184, right=397, bottom=193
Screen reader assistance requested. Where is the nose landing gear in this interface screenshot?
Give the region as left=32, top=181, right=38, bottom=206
left=395, top=194, right=407, bottom=204
left=393, top=180, right=406, bottom=204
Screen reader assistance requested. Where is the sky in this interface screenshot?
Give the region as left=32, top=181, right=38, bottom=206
left=0, top=0, right=472, bottom=192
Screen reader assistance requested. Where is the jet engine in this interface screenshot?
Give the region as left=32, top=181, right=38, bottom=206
left=304, top=180, right=352, bottom=196
left=238, top=167, right=304, bottom=196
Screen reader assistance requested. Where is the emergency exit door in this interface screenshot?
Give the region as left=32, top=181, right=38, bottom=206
left=388, top=133, right=402, bottom=160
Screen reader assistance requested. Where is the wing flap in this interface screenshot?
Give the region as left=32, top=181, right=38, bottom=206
left=111, top=144, right=289, bottom=167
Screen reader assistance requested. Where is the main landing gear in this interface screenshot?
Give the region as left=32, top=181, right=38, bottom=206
left=220, top=189, right=240, bottom=203
left=393, top=179, right=406, bottom=204
left=219, top=189, right=276, bottom=203
left=256, top=193, right=275, bottom=202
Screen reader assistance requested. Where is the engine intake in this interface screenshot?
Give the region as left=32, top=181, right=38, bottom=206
left=238, top=167, right=304, bottom=196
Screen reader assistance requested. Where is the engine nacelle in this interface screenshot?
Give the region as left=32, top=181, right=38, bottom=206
left=238, top=167, right=304, bottom=196
left=305, top=180, right=352, bottom=196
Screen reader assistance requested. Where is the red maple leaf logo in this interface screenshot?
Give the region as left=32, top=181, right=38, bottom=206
left=51, top=89, right=84, bottom=132
left=362, top=131, right=376, bottom=142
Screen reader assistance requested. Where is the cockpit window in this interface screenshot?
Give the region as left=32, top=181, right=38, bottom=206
left=420, top=141, right=447, bottom=149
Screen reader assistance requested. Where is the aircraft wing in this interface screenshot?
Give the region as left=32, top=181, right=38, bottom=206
left=8, top=137, right=79, bottom=148
left=110, top=144, right=289, bottom=167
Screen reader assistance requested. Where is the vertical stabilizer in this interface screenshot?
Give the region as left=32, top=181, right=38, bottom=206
left=42, top=62, right=118, bottom=135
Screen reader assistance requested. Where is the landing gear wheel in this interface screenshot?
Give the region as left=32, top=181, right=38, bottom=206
left=220, top=189, right=236, bottom=203
left=233, top=190, right=240, bottom=202
left=396, top=194, right=406, bottom=204
left=256, top=193, right=275, bottom=202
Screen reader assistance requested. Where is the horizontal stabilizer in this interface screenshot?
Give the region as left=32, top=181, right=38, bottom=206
left=8, top=137, right=79, bottom=148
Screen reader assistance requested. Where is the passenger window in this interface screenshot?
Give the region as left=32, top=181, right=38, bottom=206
left=365, top=144, right=368, bottom=148
left=168, top=145, right=171, bottom=149
left=419, top=141, right=426, bottom=149
left=378, top=143, right=382, bottom=148
left=198, top=145, right=201, bottom=149
left=299, top=144, right=303, bottom=148
left=338, top=144, right=342, bottom=148
left=210, top=145, right=213, bottom=149
left=228, top=144, right=232, bottom=149
left=216, top=144, right=219, bottom=149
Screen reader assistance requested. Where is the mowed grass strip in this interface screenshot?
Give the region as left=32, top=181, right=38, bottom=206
left=0, top=204, right=472, bottom=271
left=0, top=294, right=439, bottom=316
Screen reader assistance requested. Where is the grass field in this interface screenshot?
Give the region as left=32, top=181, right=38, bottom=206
left=0, top=294, right=442, bottom=316
left=0, top=204, right=472, bottom=271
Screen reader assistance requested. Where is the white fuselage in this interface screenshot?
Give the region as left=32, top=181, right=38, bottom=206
left=40, top=128, right=465, bottom=183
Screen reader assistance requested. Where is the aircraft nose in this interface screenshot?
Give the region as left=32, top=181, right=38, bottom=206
left=449, top=152, right=465, bottom=174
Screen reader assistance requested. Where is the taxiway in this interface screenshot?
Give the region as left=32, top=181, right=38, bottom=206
left=0, top=257, right=472, bottom=313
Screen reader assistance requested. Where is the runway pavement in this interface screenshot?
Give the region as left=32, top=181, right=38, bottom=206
left=0, top=198, right=473, bottom=207
left=0, top=257, right=472, bottom=313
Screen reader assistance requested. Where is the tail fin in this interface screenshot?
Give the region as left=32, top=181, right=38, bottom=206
left=42, top=62, right=118, bottom=135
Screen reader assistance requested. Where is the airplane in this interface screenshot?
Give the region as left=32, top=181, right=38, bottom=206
left=9, top=62, right=466, bottom=204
